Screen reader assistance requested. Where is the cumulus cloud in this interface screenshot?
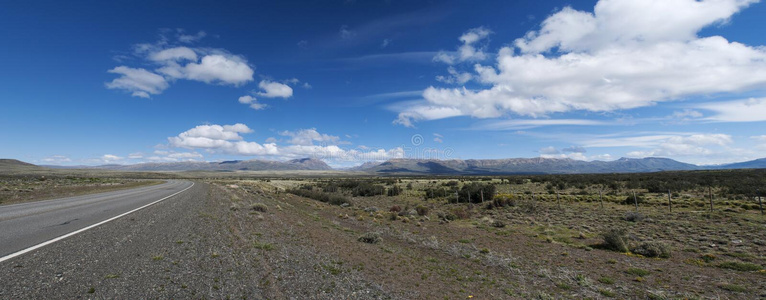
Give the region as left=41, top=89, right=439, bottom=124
left=158, top=54, right=254, bottom=86
left=167, top=124, right=404, bottom=163
left=436, top=67, right=473, bottom=84
left=256, top=80, right=293, bottom=98
left=238, top=95, right=267, bottom=110
left=105, top=66, right=169, bottom=98
left=434, top=27, right=492, bottom=64
left=279, top=128, right=342, bottom=146
left=398, top=0, right=766, bottom=126
left=101, top=154, right=124, bottom=163
left=107, top=37, right=255, bottom=98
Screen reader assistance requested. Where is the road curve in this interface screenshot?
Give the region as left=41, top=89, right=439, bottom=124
left=0, top=180, right=194, bottom=260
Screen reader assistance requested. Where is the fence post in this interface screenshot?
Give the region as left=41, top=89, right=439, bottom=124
left=709, top=187, right=714, bottom=213
left=481, top=189, right=484, bottom=204
left=557, top=191, right=561, bottom=210
left=455, top=190, right=459, bottom=204
left=758, top=189, right=763, bottom=215
left=667, top=190, right=672, bottom=213
left=632, top=190, right=638, bottom=211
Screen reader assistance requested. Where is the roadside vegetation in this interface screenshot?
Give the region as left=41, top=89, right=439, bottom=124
left=207, top=169, right=766, bottom=298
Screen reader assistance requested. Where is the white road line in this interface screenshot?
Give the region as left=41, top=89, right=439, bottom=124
left=0, top=181, right=194, bottom=264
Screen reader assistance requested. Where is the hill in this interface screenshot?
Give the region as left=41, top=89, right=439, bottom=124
left=83, top=158, right=332, bottom=172
left=357, top=157, right=700, bottom=174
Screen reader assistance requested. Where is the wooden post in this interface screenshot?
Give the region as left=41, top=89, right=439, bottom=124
left=709, top=186, right=714, bottom=213
left=455, top=190, right=459, bottom=203
left=468, top=191, right=471, bottom=203
left=758, top=189, right=763, bottom=215
left=481, top=189, right=484, bottom=204
left=556, top=191, right=561, bottom=210
left=667, top=190, right=672, bottom=213
left=599, top=189, right=604, bottom=210
left=632, top=190, right=638, bottom=211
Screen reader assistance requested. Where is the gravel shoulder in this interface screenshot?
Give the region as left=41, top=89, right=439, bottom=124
left=0, top=181, right=390, bottom=299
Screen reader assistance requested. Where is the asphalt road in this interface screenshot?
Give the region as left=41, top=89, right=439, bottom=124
left=0, top=180, right=193, bottom=260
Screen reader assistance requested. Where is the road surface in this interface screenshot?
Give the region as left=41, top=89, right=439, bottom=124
left=0, top=180, right=193, bottom=261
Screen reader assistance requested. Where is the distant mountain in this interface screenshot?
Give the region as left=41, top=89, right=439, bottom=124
left=49, top=158, right=333, bottom=172
left=356, top=157, right=700, bottom=175
left=11, top=156, right=766, bottom=174
left=717, top=158, right=766, bottom=170
left=0, top=159, right=47, bottom=172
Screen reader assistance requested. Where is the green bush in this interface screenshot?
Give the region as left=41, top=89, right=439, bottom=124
left=415, top=205, right=429, bottom=216
left=358, top=232, right=381, bottom=244
left=602, top=228, right=630, bottom=252
left=717, top=261, right=762, bottom=271
left=631, top=241, right=671, bottom=258
left=251, top=203, right=268, bottom=212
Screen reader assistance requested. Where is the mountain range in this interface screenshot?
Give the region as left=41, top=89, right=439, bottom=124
left=18, top=156, right=766, bottom=174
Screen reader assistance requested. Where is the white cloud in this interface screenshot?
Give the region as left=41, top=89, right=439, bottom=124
left=105, top=66, right=169, bottom=98
left=605, top=133, right=733, bottom=157
left=670, top=109, right=704, bottom=122
left=436, top=66, right=473, bottom=84
left=434, top=27, right=492, bottom=65
left=256, top=80, right=293, bottom=98
left=539, top=146, right=560, bottom=155
left=400, top=0, right=766, bottom=126
left=149, top=47, right=198, bottom=62
left=167, top=124, right=404, bottom=163
left=751, top=135, right=766, bottom=142
left=171, top=54, right=254, bottom=86
left=279, top=128, right=342, bottom=146
left=381, top=38, right=391, bottom=48
left=101, top=154, right=123, bottom=163
left=41, top=155, right=71, bottom=163
left=238, top=95, right=267, bottom=110
left=177, top=31, right=206, bottom=43
left=699, top=98, right=766, bottom=122
left=109, top=38, right=255, bottom=98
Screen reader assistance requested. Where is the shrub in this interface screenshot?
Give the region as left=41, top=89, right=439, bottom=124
left=623, top=194, right=644, bottom=205
left=358, top=232, right=381, bottom=244
left=387, top=185, right=402, bottom=196
left=602, top=228, right=630, bottom=252
left=287, top=188, right=349, bottom=206
left=631, top=241, right=671, bottom=258
left=450, top=207, right=471, bottom=219
left=352, top=182, right=386, bottom=197
left=491, top=220, right=506, bottom=228
left=389, top=205, right=402, bottom=212
left=251, top=203, right=268, bottom=212
left=717, top=261, right=762, bottom=271
left=624, top=211, right=645, bottom=222
left=625, top=267, right=650, bottom=276
left=416, top=205, right=429, bottom=216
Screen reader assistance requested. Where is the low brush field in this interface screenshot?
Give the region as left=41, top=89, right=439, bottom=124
left=208, top=169, right=766, bottom=299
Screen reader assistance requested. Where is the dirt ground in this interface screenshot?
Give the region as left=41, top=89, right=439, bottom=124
left=203, top=179, right=766, bottom=299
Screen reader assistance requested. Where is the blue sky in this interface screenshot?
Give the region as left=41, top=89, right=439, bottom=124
left=2, top=0, right=766, bottom=167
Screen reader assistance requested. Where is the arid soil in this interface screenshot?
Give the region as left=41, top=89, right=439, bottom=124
left=2, top=179, right=764, bottom=299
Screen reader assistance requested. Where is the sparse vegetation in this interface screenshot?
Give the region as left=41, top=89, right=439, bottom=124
left=358, top=232, right=381, bottom=244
